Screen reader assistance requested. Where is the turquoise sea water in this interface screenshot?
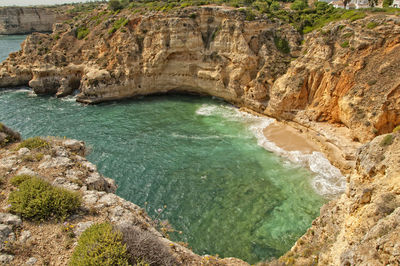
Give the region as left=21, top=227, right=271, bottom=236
left=0, top=35, right=27, bottom=62
left=0, top=36, right=326, bottom=263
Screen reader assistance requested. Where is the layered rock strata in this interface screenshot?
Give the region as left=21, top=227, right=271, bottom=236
left=0, top=7, right=69, bottom=35
left=1, top=7, right=399, bottom=144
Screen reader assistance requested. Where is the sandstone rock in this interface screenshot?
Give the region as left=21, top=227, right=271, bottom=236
left=62, top=139, right=85, bottom=154
left=82, top=191, right=100, bottom=205
left=24, top=257, right=37, bottom=266
left=52, top=177, right=80, bottom=190
left=53, top=146, right=68, bottom=157
left=98, top=193, right=118, bottom=207
left=0, top=124, right=21, bottom=147
left=81, top=160, right=97, bottom=172
left=0, top=7, right=69, bottom=35
left=0, top=155, right=17, bottom=172
left=19, top=230, right=31, bottom=243
left=17, top=148, right=30, bottom=156
left=0, top=254, right=14, bottom=265
left=73, top=221, right=94, bottom=237
left=0, top=213, right=22, bottom=226
left=38, top=156, right=72, bottom=169
left=0, top=224, right=15, bottom=250
left=85, top=172, right=114, bottom=192
left=16, top=166, right=36, bottom=176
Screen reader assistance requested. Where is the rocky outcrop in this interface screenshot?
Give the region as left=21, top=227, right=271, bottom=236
left=0, top=130, right=247, bottom=265
left=0, top=7, right=69, bottom=35
left=0, top=5, right=301, bottom=110
left=266, top=15, right=400, bottom=142
left=0, top=123, right=21, bottom=147
left=278, top=131, right=400, bottom=265
left=1, top=7, right=399, bottom=143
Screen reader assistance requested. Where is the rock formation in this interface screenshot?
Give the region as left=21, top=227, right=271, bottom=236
left=1, top=6, right=399, bottom=143
left=1, top=4, right=400, bottom=265
left=0, top=128, right=247, bottom=265
left=0, top=7, right=69, bottom=35
left=279, top=130, right=400, bottom=265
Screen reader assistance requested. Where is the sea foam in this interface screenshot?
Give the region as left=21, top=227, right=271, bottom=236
left=196, top=103, right=346, bottom=197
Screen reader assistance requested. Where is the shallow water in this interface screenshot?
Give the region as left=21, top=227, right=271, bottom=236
left=0, top=36, right=332, bottom=263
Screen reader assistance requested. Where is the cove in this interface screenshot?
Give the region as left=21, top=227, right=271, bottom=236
left=0, top=36, right=326, bottom=263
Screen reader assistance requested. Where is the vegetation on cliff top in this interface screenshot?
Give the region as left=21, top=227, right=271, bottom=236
left=8, top=175, right=82, bottom=221
left=97, top=0, right=400, bottom=34
left=70, top=223, right=130, bottom=266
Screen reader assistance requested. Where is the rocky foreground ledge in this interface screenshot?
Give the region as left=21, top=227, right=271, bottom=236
left=0, top=124, right=246, bottom=265
left=1, top=122, right=400, bottom=265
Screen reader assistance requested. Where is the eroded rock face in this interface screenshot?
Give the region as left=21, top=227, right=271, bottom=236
left=278, top=131, right=400, bottom=265
left=0, top=123, right=21, bottom=147
left=2, top=9, right=400, bottom=142
left=0, top=6, right=300, bottom=111
left=267, top=15, right=400, bottom=142
left=0, top=7, right=68, bottom=35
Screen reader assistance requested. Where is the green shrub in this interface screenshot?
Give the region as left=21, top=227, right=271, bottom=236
left=341, top=40, right=349, bottom=48
left=393, top=125, right=400, bottom=133
left=17, top=137, right=49, bottom=150
left=274, top=35, right=290, bottom=54
left=77, top=26, right=90, bottom=40
left=109, top=17, right=129, bottom=35
left=109, top=0, right=124, bottom=11
left=10, top=175, right=32, bottom=186
left=70, top=223, right=129, bottom=266
left=291, top=0, right=307, bottom=10
left=366, top=21, right=378, bottom=29
left=380, top=134, right=394, bottom=147
left=383, top=0, right=393, bottom=7
left=342, top=32, right=353, bottom=38
left=270, top=1, right=280, bottom=11
left=8, top=176, right=81, bottom=221
left=341, top=10, right=366, bottom=21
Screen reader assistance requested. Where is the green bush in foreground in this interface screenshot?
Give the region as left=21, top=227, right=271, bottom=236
left=17, top=137, right=49, bottom=150
left=70, top=223, right=129, bottom=266
left=8, top=175, right=81, bottom=221
left=10, top=175, right=32, bottom=187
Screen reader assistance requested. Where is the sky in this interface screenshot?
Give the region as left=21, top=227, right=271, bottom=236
left=0, top=0, right=96, bottom=6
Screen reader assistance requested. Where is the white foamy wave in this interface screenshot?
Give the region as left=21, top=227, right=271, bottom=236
left=249, top=117, right=346, bottom=197
left=195, top=103, right=346, bottom=197
left=60, top=96, right=78, bottom=102
left=171, top=132, right=250, bottom=140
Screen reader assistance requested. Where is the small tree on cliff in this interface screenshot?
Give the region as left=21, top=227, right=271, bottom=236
left=109, top=0, right=123, bottom=11
left=342, top=0, right=350, bottom=9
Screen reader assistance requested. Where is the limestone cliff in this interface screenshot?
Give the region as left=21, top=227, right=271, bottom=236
left=0, top=7, right=69, bottom=35
left=278, top=130, right=400, bottom=265
left=1, top=6, right=399, bottom=144
left=1, top=6, right=400, bottom=265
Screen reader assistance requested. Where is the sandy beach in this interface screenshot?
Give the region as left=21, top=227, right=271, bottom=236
left=263, top=121, right=320, bottom=154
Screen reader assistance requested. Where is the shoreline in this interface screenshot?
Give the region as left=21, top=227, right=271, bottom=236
left=240, top=107, right=362, bottom=177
